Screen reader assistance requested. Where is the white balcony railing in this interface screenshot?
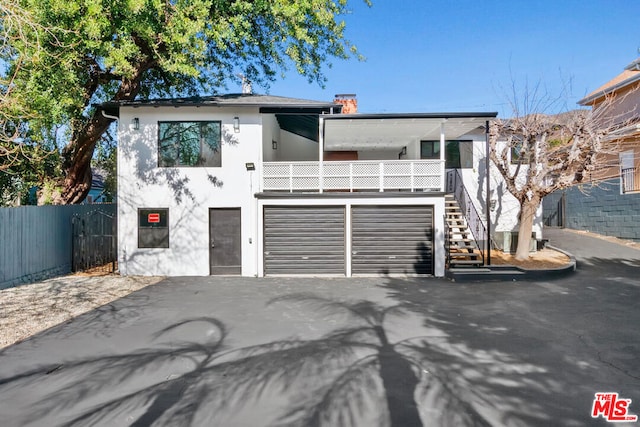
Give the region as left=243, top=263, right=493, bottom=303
left=262, top=160, right=444, bottom=192
left=621, top=167, right=640, bottom=194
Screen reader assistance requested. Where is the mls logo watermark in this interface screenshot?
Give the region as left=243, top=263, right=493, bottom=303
left=591, top=393, right=638, bottom=422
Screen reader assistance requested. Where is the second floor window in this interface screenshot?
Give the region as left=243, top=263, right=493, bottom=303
left=510, top=139, right=534, bottom=165
left=421, top=140, right=473, bottom=168
left=158, top=121, right=221, bottom=167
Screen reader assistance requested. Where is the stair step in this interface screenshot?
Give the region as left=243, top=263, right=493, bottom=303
left=449, top=247, right=480, bottom=252
left=450, top=253, right=482, bottom=259
left=449, top=259, right=483, bottom=265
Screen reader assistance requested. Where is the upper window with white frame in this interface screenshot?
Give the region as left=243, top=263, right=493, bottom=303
left=158, top=121, right=222, bottom=167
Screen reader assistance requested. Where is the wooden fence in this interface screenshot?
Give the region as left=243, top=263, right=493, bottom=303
left=0, top=204, right=116, bottom=289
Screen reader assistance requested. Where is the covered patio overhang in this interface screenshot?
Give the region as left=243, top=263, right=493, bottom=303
left=318, top=111, right=498, bottom=266
left=320, top=113, right=497, bottom=151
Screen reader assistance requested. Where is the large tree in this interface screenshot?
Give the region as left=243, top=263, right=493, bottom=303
left=489, top=92, right=620, bottom=260
left=2, top=0, right=369, bottom=204
left=1, top=1, right=65, bottom=204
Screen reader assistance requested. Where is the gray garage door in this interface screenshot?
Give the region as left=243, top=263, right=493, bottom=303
left=351, top=205, right=433, bottom=275
left=264, top=206, right=345, bottom=275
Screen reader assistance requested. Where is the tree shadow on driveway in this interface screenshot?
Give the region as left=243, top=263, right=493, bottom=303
left=378, top=274, right=640, bottom=426
left=3, top=276, right=637, bottom=426
left=0, top=291, right=508, bottom=427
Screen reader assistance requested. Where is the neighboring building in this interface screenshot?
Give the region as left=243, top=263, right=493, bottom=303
left=84, top=168, right=111, bottom=204
left=578, top=57, right=640, bottom=193
left=543, top=58, right=640, bottom=241
left=101, top=93, right=536, bottom=278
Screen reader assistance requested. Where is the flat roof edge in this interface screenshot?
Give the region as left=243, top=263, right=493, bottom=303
left=321, top=112, right=498, bottom=120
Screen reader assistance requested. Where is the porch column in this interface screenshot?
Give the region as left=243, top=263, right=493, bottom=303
left=440, top=120, right=446, bottom=191
left=485, top=120, right=491, bottom=265
left=319, top=116, right=324, bottom=193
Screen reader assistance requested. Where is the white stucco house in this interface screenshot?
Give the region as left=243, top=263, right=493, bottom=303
left=100, top=93, right=541, bottom=278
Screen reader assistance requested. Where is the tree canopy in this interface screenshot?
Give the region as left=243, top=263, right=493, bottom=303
left=1, top=0, right=369, bottom=204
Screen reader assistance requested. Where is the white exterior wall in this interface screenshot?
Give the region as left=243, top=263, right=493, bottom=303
left=117, top=106, right=261, bottom=277
left=261, top=114, right=280, bottom=162
left=257, top=196, right=446, bottom=277
left=459, top=133, right=543, bottom=238
left=276, top=130, right=319, bottom=161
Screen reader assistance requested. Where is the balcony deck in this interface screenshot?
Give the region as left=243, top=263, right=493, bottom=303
left=262, top=160, right=444, bottom=193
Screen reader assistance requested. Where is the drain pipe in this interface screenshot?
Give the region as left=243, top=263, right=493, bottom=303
left=101, top=110, right=119, bottom=121
left=100, top=109, right=120, bottom=273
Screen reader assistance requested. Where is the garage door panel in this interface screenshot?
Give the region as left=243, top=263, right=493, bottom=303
left=264, top=206, right=345, bottom=275
left=352, top=205, right=433, bottom=275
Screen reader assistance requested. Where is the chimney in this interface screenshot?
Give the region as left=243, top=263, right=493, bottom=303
left=334, top=94, right=357, bottom=114
left=237, top=73, right=252, bottom=94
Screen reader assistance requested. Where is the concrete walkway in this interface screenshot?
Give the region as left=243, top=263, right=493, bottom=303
left=0, top=228, right=639, bottom=426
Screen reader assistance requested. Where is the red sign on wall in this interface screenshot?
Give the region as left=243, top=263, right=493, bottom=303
left=148, top=213, right=161, bottom=223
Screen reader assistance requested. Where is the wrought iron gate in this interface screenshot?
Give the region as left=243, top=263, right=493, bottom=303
left=72, top=209, right=117, bottom=273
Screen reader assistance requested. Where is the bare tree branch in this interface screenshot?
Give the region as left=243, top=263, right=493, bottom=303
left=489, top=85, right=630, bottom=259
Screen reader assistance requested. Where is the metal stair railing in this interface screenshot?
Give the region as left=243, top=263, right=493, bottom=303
left=445, top=169, right=488, bottom=265
left=444, top=215, right=451, bottom=267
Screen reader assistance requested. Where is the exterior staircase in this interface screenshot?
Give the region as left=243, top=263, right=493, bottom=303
left=445, top=194, right=483, bottom=268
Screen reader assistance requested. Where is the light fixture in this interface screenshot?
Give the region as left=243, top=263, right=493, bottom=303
left=132, top=117, right=139, bottom=130
left=272, top=140, right=278, bottom=150
left=233, top=116, right=240, bottom=133
left=245, top=162, right=255, bottom=171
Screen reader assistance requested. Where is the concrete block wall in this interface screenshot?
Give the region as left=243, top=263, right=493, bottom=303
left=543, top=178, right=640, bottom=241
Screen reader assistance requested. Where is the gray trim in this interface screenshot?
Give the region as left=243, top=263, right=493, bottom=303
left=260, top=107, right=335, bottom=114
left=255, top=191, right=446, bottom=199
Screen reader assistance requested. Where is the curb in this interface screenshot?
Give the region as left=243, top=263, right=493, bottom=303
left=446, top=245, right=577, bottom=282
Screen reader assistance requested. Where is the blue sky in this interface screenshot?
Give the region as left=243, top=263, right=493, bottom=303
left=260, top=0, right=640, bottom=117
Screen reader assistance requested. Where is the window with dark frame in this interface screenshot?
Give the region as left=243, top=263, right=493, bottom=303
left=138, top=208, right=169, bottom=248
left=510, top=139, right=533, bottom=165
left=420, top=140, right=440, bottom=159
left=158, top=121, right=221, bottom=167
left=421, top=140, right=473, bottom=168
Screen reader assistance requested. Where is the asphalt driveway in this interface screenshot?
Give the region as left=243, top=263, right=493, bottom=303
left=1, top=228, right=639, bottom=426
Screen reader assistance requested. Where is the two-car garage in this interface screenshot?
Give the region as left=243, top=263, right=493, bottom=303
left=263, top=204, right=434, bottom=276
